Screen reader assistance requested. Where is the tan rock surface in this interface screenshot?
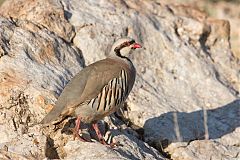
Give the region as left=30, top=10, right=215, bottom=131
left=163, top=0, right=240, bottom=59
left=0, top=0, right=239, bottom=159
left=0, top=0, right=74, bottom=41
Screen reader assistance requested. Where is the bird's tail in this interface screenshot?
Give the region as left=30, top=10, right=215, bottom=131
left=40, top=107, right=62, bottom=125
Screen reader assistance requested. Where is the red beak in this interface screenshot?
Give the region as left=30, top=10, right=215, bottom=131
left=132, top=43, right=142, bottom=49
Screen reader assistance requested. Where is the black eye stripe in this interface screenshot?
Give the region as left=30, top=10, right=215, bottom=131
left=120, top=40, right=135, bottom=48
left=114, top=39, right=135, bottom=53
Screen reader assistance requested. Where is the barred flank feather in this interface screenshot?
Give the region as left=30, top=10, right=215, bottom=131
left=91, top=70, right=129, bottom=113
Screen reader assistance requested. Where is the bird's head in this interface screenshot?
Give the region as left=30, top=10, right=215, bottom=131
left=110, top=37, right=142, bottom=58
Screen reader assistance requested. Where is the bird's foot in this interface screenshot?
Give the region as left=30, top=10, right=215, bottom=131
left=73, top=131, right=86, bottom=141
left=99, top=138, right=107, bottom=145
left=108, top=141, right=120, bottom=148
left=98, top=138, right=119, bottom=148
left=92, top=123, right=119, bottom=148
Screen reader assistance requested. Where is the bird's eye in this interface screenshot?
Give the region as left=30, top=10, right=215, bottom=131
left=129, top=40, right=135, bottom=44
left=125, top=40, right=135, bottom=46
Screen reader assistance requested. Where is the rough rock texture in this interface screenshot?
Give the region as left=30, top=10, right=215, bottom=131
left=0, top=0, right=239, bottom=159
left=163, top=0, right=240, bottom=59
left=0, top=15, right=84, bottom=159
left=0, top=0, right=74, bottom=41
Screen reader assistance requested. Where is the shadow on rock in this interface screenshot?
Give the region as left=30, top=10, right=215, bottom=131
left=45, top=136, right=60, bottom=159
left=111, top=128, right=163, bottom=160
left=144, top=99, right=240, bottom=148
left=104, top=114, right=165, bottom=159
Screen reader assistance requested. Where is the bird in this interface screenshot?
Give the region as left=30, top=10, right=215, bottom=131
left=41, top=37, right=142, bottom=146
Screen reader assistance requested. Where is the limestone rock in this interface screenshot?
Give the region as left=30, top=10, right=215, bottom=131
left=61, top=0, right=239, bottom=159
left=166, top=140, right=240, bottom=160
left=64, top=129, right=163, bottom=160
left=0, top=0, right=239, bottom=160
left=0, top=0, right=74, bottom=41
left=0, top=15, right=84, bottom=159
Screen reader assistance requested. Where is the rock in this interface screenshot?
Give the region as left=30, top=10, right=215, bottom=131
left=213, top=1, right=240, bottom=59
left=0, top=15, right=84, bottom=159
left=64, top=130, right=163, bottom=160
left=0, top=0, right=239, bottom=159
left=0, top=0, right=74, bottom=42
left=144, top=99, right=240, bottom=144
left=64, top=141, right=122, bottom=160
left=61, top=0, right=239, bottom=159
left=165, top=140, right=240, bottom=160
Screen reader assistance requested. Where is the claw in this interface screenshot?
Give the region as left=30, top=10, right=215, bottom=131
left=92, top=123, right=108, bottom=145
left=73, top=118, right=116, bottom=146
left=92, top=123, right=119, bottom=148
left=73, top=131, right=87, bottom=142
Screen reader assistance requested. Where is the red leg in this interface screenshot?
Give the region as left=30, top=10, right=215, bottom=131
left=92, top=123, right=117, bottom=147
left=92, top=123, right=108, bottom=145
left=73, top=116, right=86, bottom=142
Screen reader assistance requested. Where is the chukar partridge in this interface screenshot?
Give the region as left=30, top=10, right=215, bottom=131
left=41, top=37, right=141, bottom=145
